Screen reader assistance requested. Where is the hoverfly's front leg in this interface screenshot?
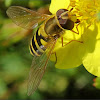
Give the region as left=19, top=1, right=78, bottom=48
left=61, top=37, right=83, bottom=47
left=71, top=19, right=80, bottom=34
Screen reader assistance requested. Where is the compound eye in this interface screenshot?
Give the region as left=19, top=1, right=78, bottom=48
left=56, top=9, right=74, bottom=30
left=56, top=9, right=68, bottom=19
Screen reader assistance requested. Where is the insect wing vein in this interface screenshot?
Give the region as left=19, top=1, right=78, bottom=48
left=6, top=6, right=49, bottom=30
left=27, top=39, right=57, bottom=96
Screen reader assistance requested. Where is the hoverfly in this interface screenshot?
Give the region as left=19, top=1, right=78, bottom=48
left=6, top=6, right=80, bottom=95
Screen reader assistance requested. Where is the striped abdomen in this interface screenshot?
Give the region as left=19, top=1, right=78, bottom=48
left=30, top=29, right=48, bottom=56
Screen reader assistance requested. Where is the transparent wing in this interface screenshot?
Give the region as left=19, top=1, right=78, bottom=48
left=6, top=6, right=49, bottom=29
left=27, top=39, right=57, bottom=96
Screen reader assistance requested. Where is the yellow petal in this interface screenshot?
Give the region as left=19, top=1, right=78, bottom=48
left=96, top=22, right=100, bottom=39
left=49, top=0, right=70, bottom=14
left=82, top=23, right=100, bottom=76
left=83, top=41, right=100, bottom=76
left=54, top=41, right=84, bottom=69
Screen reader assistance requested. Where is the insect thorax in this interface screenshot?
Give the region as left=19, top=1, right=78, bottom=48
left=44, top=15, right=63, bottom=37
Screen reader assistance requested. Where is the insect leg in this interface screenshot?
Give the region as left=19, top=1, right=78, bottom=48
left=71, top=22, right=80, bottom=34
left=76, top=22, right=80, bottom=34
left=61, top=37, right=83, bottom=47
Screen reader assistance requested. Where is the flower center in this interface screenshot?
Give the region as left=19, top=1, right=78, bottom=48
left=70, top=0, right=100, bottom=24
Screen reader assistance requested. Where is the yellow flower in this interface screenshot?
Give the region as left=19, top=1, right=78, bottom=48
left=49, top=0, right=100, bottom=77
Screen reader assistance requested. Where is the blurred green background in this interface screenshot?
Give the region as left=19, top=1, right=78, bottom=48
left=0, top=0, right=100, bottom=99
